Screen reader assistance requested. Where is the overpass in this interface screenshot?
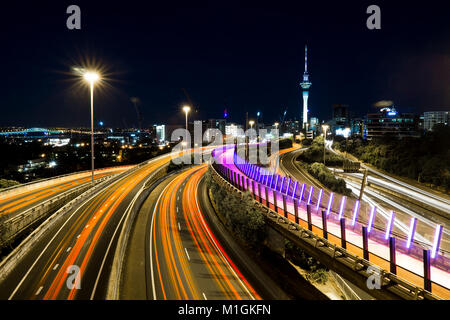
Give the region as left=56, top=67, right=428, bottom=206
left=210, top=145, right=449, bottom=299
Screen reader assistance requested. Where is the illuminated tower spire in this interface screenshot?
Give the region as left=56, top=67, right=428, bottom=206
left=300, top=45, right=312, bottom=129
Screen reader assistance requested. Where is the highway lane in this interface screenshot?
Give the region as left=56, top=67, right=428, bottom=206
left=279, top=146, right=448, bottom=248
left=147, top=165, right=260, bottom=300
left=326, top=140, right=450, bottom=212
left=0, top=156, right=172, bottom=300
left=0, top=166, right=131, bottom=218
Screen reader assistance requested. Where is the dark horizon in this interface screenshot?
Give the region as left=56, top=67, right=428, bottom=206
left=0, top=1, right=449, bottom=128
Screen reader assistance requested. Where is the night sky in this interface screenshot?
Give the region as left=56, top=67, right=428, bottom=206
left=0, top=0, right=449, bottom=128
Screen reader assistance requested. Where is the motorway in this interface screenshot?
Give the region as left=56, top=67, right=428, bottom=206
left=279, top=144, right=449, bottom=251
left=121, top=164, right=261, bottom=300
left=0, top=166, right=131, bottom=219
left=0, top=156, right=171, bottom=299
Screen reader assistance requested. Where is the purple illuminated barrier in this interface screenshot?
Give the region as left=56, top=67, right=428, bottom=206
left=213, top=146, right=450, bottom=272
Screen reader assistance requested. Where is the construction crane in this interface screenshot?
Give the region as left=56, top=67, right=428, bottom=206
left=280, top=107, right=288, bottom=123
left=130, top=97, right=143, bottom=130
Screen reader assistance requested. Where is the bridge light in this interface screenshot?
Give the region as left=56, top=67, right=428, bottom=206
left=307, top=186, right=314, bottom=205
left=299, top=183, right=306, bottom=203
left=338, top=196, right=346, bottom=220
left=406, top=217, right=417, bottom=249
left=431, top=225, right=443, bottom=259
left=326, top=192, right=334, bottom=216
left=368, top=205, right=376, bottom=233
left=316, top=189, right=323, bottom=210
left=351, top=200, right=360, bottom=226
left=385, top=211, right=395, bottom=240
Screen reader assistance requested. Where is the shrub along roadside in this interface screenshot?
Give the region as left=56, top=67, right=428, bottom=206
left=298, top=136, right=345, bottom=167
left=333, top=124, right=450, bottom=192
left=285, top=240, right=329, bottom=284
left=0, top=179, right=20, bottom=190
left=205, top=169, right=266, bottom=250
left=206, top=167, right=329, bottom=285
left=307, top=162, right=352, bottom=196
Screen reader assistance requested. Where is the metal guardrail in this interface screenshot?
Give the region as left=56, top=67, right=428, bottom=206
left=209, top=162, right=441, bottom=300
left=0, top=165, right=132, bottom=196
left=0, top=175, right=113, bottom=248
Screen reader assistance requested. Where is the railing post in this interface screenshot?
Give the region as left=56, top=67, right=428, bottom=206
left=321, top=210, right=328, bottom=240
left=362, top=226, right=369, bottom=260
left=257, top=183, right=262, bottom=203
left=294, top=199, right=299, bottom=224
left=273, top=190, right=278, bottom=213
left=423, top=249, right=432, bottom=292
left=307, top=204, right=312, bottom=231
left=340, top=218, right=346, bottom=249
left=389, top=237, right=397, bottom=274
left=264, top=186, right=269, bottom=207
left=282, top=194, right=287, bottom=218
left=252, top=180, right=256, bottom=197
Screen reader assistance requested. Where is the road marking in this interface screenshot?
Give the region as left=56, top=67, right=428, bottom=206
left=177, top=196, right=179, bottom=201
left=94, top=216, right=96, bottom=219
left=194, top=174, right=256, bottom=300
left=184, top=248, right=190, bottom=261
left=176, top=207, right=179, bottom=213
left=77, top=234, right=81, bottom=239
left=35, top=286, right=43, bottom=296
left=85, top=225, right=89, bottom=229
left=66, top=247, right=71, bottom=252
left=150, top=175, right=174, bottom=300
left=53, top=264, right=59, bottom=270
left=202, top=292, right=207, bottom=300
left=178, top=222, right=181, bottom=231
left=7, top=165, right=139, bottom=300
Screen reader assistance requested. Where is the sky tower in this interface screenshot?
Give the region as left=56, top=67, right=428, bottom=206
left=300, top=45, right=312, bottom=129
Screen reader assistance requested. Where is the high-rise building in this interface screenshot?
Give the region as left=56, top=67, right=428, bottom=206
left=300, top=45, right=312, bottom=129
left=366, top=107, right=418, bottom=139
left=155, top=125, right=166, bottom=142
left=423, top=111, right=450, bottom=131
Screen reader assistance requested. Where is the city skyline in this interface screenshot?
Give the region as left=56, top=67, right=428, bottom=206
left=0, top=1, right=449, bottom=305
left=0, top=2, right=449, bottom=128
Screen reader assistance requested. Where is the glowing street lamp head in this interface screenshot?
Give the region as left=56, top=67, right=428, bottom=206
left=249, top=120, right=255, bottom=126
left=83, top=71, right=99, bottom=83
left=183, top=105, right=191, bottom=114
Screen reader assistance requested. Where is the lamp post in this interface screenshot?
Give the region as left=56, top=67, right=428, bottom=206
left=322, top=124, right=329, bottom=165
left=183, top=105, right=191, bottom=132
left=83, top=71, right=100, bottom=185
left=182, top=105, right=190, bottom=148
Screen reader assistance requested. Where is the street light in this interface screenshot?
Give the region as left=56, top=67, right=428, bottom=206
left=183, top=106, right=191, bottom=131
left=249, top=120, right=255, bottom=129
left=321, top=124, right=329, bottom=165
left=182, top=105, right=190, bottom=149
left=83, top=71, right=100, bottom=185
